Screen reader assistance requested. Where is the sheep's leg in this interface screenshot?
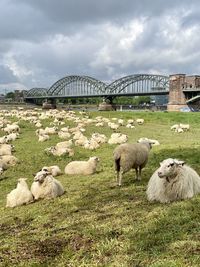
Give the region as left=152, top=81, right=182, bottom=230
left=138, top=167, right=142, bottom=181
left=135, top=167, right=141, bottom=180
left=118, top=170, right=123, bottom=186
left=115, top=171, right=119, bottom=184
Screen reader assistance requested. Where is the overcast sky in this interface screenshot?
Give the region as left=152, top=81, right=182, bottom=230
left=0, top=0, right=200, bottom=93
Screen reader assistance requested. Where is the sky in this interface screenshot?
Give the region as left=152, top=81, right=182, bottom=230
left=0, top=0, right=200, bottom=93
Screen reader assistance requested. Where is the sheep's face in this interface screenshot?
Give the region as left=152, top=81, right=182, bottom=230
left=157, top=158, right=185, bottom=178
left=34, top=170, right=50, bottom=183
left=89, top=156, right=100, bottom=163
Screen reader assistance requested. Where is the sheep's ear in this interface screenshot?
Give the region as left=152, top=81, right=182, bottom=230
left=174, top=159, right=185, bottom=166
left=33, top=173, right=35, bottom=177
left=178, top=160, right=185, bottom=166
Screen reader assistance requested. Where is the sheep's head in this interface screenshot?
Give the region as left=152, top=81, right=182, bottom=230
left=157, top=158, right=185, bottom=179
left=34, top=170, right=51, bottom=183
left=89, top=156, right=100, bottom=163
left=41, top=166, right=50, bottom=172
left=17, top=178, right=28, bottom=187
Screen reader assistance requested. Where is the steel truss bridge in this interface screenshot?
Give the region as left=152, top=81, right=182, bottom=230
left=24, top=74, right=169, bottom=102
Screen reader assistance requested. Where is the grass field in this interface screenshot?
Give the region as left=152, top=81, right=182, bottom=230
left=1, top=109, right=200, bottom=267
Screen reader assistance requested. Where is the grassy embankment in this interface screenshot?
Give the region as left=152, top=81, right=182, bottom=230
left=1, top=110, right=200, bottom=267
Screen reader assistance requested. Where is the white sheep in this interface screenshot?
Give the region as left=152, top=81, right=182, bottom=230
left=45, top=146, right=74, bottom=157
left=0, top=144, right=15, bottom=156
left=41, top=165, right=62, bottom=176
left=138, top=137, right=160, bottom=146
left=113, top=141, right=152, bottom=186
left=0, top=155, right=19, bottom=167
left=136, top=119, right=144, bottom=125
left=64, top=156, right=100, bottom=175
left=6, top=178, right=33, bottom=208
left=31, top=170, right=64, bottom=200
left=180, top=123, right=190, bottom=131
left=4, top=124, right=20, bottom=134
left=146, top=158, right=200, bottom=203
left=38, top=134, right=50, bottom=142
left=108, top=133, right=128, bottom=145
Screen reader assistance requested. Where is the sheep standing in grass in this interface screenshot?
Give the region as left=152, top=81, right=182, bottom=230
left=113, top=141, right=152, bottom=186
left=146, top=158, right=200, bottom=203
left=6, top=178, right=33, bottom=208
left=31, top=170, right=64, bottom=200
left=64, top=156, right=100, bottom=175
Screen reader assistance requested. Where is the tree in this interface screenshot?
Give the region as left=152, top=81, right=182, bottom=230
left=5, top=92, right=15, bottom=99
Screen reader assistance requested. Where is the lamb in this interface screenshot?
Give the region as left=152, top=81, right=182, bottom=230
left=64, top=156, right=100, bottom=175
left=6, top=178, right=33, bottom=208
left=31, top=170, right=64, bottom=200
left=113, top=141, right=152, bottom=186
left=146, top=158, right=200, bottom=203
left=41, top=165, right=62, bottom=176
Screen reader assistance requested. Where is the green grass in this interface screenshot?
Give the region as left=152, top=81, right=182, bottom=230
left=1, top=110, right=200, bottom=266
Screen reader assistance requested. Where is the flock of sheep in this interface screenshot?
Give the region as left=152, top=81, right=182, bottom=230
left=1, top=106, right=199, bottom=208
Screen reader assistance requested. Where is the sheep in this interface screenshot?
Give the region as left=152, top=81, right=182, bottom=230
left=0, top=146, right=12, bottom=156
left=58, top=131, right=71, bottom=139
left=180, top=123, right=190, bottom=131
left=0, top=155, right=19, bottom=167
left=6, top=133, right=19, bottom=142
left=6, top=178, right=33, bottom=208
left=38, top=134, right=50, bottom=142
left=56, top=140, right=73, bottom=149
left=0, top=136, right=7, bottom=144
left=4, top=124, right=20, bottom=134
left=170, top=124, right=179, bottom=131
left=113, top=141, right=152, bottom=186
left=64, top=156, right=100, bottom=175
left=45, top=146, right=74, bottom=157
left=136, top=119, right=144, bottom=125
left=146, top=158, right=200, bottom=203
left=31, top=170, right=64, bottom=200
left=138, top=137, right=160, bottom=146
left=41, top=165, right=62, bottom=176
left=108, top=133, right=128, bottom=145
left=175, top=126, right=184, bottom=133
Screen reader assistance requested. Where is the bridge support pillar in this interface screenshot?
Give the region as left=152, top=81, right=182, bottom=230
left=42, top=99, right=57, bottom=109
left=167, top=74, right=188, bottom=111
left=98, top=97, right=116, bottom=111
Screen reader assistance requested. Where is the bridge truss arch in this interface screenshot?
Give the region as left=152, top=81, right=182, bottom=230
left=106, top=74, right=169, bottom=95
left=47, top=75, right=107, bottom=96
left=25, top=88, right=48, bottom=97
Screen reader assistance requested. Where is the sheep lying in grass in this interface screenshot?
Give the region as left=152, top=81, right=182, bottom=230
left=138, top=137, right=160, bottom=146
left=0, top=144, right=15, bottom=156
left=108, top=133, right=128, bottom=145
left=45, top=146, right=74, bottom=157
left=0, top=155, right=19, bottom=167
left=146, top=158, right=200, bottom=203
left=64, top=156, right=100, bottom=175
left=6, top=178, right=33, bottom=208
left=31, top=170, right=64, bottom=200
left=113, top=141, right=152, bottom=186
left=42, top=165, right=62, bottom=176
